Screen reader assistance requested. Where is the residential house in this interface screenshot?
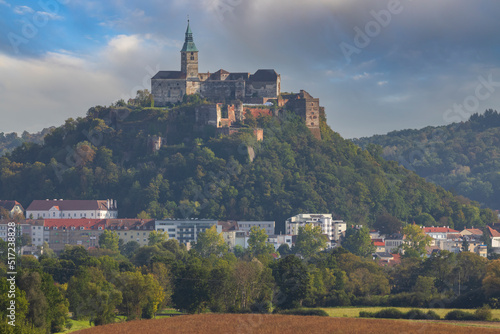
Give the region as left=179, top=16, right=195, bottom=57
left=488, top=226, right=500, bottom=253
left=27, top=199, right=118, bottom=219
left=460, top=228, right=484, bottom=237
left=219, top=221, right=248, bottom=249
left=423, top=227, right=459, bottom=246
left=372, top=239, right=385, bottom=253
left=0, top=200, right=25, bottom=218
left=268, top=234, right=294, bottom=251
left=384, top=233, right=405, bottom=253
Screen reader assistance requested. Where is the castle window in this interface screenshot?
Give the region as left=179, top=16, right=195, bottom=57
left=191, top=52, right=193, bottom=55
left=190, top=56, right=194, bottom=60
left=311, top=122, right=314, bottom=126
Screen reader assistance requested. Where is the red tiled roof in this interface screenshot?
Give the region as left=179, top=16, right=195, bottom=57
left=43, top=219, right=105, bottom=230
left=373, top=241, right=385, bottom=246
left=423, top=227, right=459, bottom=233
left=488, top=226, right=500, bottom=238
left=27, top=200, right=115, bottom=211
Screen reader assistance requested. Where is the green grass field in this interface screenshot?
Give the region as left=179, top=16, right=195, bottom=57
left=320, top=307, right=500, bottom=319
left=62, top=319, right=93, bottom=333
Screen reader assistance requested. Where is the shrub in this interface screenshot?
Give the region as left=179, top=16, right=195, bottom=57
left=425, top=310, right=441, bottom=320
left=276, top=308, right=329, bottom=316
left=405, top=309, right=428, bottom=320
left=359, top=311, right=375, bottom=318
left=474, top=306, right=492, bottom=321
left=373, top=308, right=404, bottom=319
left=444, top=310, right=477, bottom=321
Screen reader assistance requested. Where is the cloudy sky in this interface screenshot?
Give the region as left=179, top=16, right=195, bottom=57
left=1, top=0, right=500, bottom=138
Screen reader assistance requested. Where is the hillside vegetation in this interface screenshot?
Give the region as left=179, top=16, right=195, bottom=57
left=0, top=99, right=497, bottom=231
left=0, top=128, right=53, bottom=156
left=354, top=109, right=500, bottom=211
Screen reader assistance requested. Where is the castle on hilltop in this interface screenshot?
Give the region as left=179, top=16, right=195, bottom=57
left=151, top=21, right=281, bottom=105
left=151, top=21, right=322, bottom=140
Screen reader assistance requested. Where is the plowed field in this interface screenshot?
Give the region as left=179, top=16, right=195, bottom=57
left=74, top=314, right=500, bottom=333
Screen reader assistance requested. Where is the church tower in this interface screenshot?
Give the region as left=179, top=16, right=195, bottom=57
left=180, top=20, right=199, bottom=79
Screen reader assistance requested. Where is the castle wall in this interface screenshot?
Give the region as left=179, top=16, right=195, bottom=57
left=195, top=104, right=219, bottom=127
left=200, top=80, right=245, bottom=100
left=152, top=79, right=187, bottom=105
left=246, top=80, right=279, bottom=98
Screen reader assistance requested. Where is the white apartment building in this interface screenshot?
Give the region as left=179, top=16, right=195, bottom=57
left=285, top=214, right=346, bottom=241
left=26, top=199, right=118, bottom=219
left=155, top=219, right=221, bottom=245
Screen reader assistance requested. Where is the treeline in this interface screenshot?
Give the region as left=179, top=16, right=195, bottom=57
left=2, top=225, right=500, bottom=333
left=0, top=96, right=497, bottom=232
left=354, top=109, right=500, bottom=211
left=0, top=128, right=53, bottom=157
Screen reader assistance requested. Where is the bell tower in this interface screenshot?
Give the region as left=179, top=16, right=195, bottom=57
left=180, top=19, right=199, bottom=79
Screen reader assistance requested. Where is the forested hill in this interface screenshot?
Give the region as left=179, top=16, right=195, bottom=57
left=0, top=99, right=497, bottom=231
left=353, top=109, right=500, bottom=211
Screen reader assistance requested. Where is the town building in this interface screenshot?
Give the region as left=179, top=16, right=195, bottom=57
left=219, top=221, right=248, bottom=249
left=155, top=219, right=221, bottom=245
left=41, top=219, right=106, bottom=253
left=384, top=233, right=405, bottom=253
left=237, top=221, right=275, bottom=236
left=0, top=200, right=25, bottom=218
left=268, top=234, right=294, bottom=251
left=26, top=199, right=118, bottom=220
left=106, top=219, right=156, bottom=247
left=285, top=214, right=346, bottom=242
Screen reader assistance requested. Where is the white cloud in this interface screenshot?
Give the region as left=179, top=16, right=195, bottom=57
left=13, top=5, right=34, bottom=15
left=353, top=72, right=370, bottom=80
left=0, top=0, right=11, bottom=7
left=36, top=11, right=64, bottom=21
left=0, top=34, right=170, bottom=133
left=377, top=81, right=388, bottom=86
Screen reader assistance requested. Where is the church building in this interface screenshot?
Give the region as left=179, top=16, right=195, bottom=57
left=151, top=21, right=281, bottom=106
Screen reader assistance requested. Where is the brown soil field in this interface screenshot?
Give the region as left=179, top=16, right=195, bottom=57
left=73, top=314, right=500, bottom=334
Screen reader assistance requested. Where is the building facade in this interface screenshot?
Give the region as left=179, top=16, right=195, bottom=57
left=26, top=199, right=118, bottom=220
left=155, top=219, right=221, bottom=245
left=285, top=214, right=346, bottom=242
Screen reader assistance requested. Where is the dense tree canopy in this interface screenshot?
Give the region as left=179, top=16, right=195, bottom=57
left=0, top=100, right=496, bottom=233
left=354, top=109, right=500, bottom=212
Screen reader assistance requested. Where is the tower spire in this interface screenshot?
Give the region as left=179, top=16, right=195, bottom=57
left=181, top=18, right=197, bottom=51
